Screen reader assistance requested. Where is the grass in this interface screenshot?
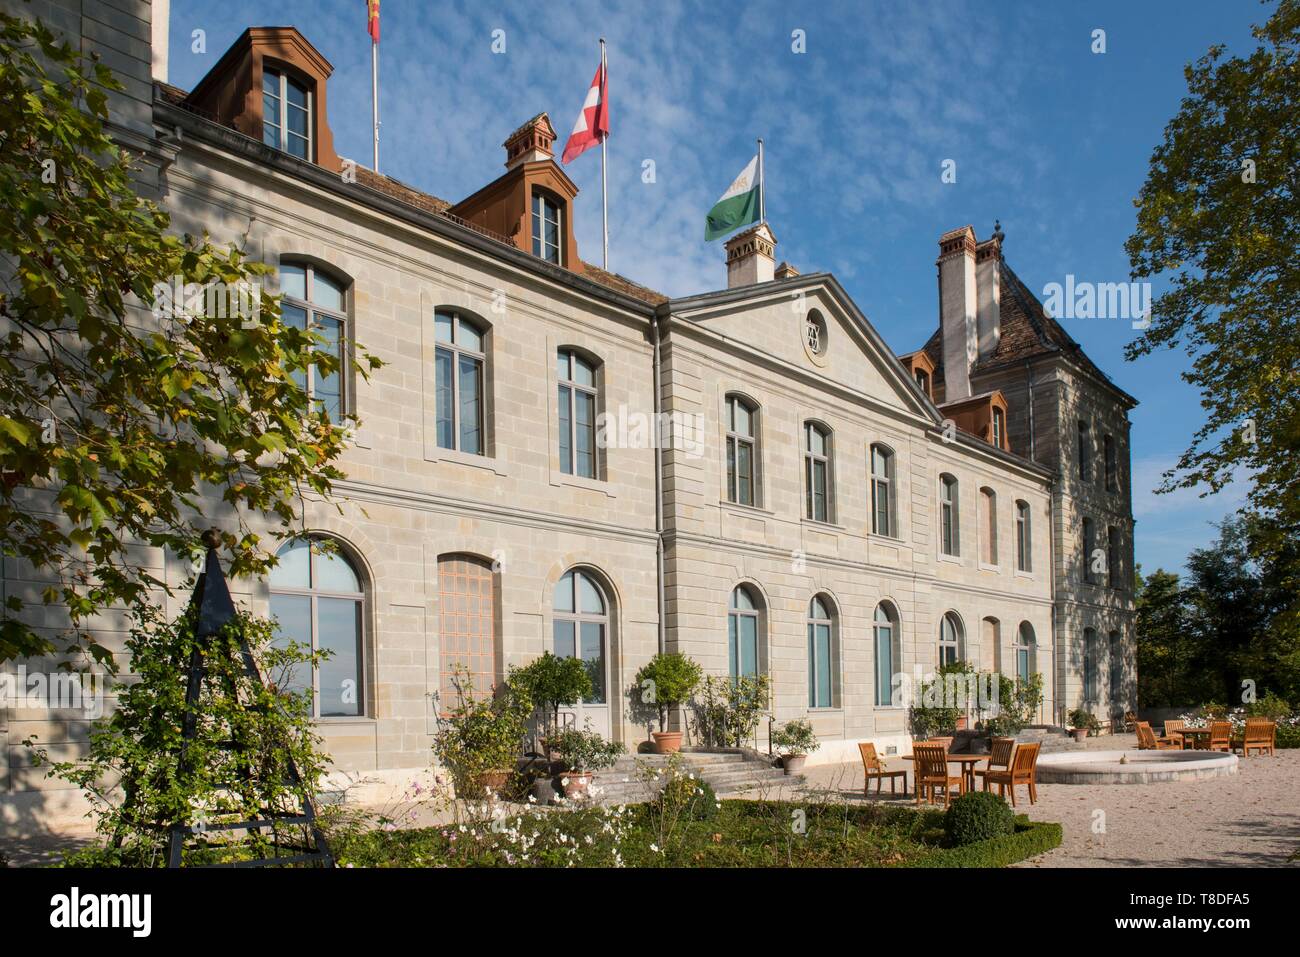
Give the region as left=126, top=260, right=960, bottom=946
left=327, top=798, right=1060, bottom=868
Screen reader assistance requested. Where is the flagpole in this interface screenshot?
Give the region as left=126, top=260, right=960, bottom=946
left=600, top=37, right=609, bottom=272
left=371, top=27, right=380, bottom=171
left=757, top=137, right=765, bottom=225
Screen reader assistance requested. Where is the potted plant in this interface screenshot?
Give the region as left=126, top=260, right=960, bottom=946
left=508, top=652, right=592, bottom=757
left=433, top=668, right=532, bottom=802
left=1068, top=708, right=1100, bottom=742
left=551, top=723, right=624, bottom=799
left=633, top=652, right=703, bottom=754
left=771, top=718, right=820, bottom=774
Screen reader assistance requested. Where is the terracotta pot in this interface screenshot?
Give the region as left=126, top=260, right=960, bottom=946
left=1070, top=728, right=1088, bottom=742
left=956, top=715, right=969, bottom=730
left=782, top=753, right=808, bottom=775
left=560, top=770, right=593, bottom=798
left=471, top=769, right=512, bottom=800
left=652, top=731, right=683, bottom=754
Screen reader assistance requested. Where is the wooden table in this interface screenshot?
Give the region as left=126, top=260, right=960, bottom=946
left=1178, top=728, right=1213, bottom=750
left=902, top=752, right=990, bottom=793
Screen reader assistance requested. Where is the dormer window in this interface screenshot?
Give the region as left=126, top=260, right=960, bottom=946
left=992, top=407, right=1005, bottom=448
left=915, top=368, right=930, bottom=396
left=532, top=192, right=562, bottom=264
left=263, top=67, right=311, bottom=160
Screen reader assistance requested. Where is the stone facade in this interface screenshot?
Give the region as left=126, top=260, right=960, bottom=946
left=1, top=2, right=1134, bottom=826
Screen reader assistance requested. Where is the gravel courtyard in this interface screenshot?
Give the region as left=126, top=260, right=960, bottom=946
left=741, top=734, right=1300, bottom=867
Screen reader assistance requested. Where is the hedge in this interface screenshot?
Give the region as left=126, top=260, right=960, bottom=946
left=896, top=818, right=1063, bottom=868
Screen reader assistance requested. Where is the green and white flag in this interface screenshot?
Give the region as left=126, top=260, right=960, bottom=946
left=705, top=155, right=761, bottom=240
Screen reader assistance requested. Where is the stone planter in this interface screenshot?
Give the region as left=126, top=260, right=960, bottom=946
left=652, top=731, right=683, bottom=754
left=782, top=753, right=808, bottom=775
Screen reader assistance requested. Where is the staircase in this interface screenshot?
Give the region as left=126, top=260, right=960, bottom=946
left=586, top=749, right=796, bottom=805
left=1017, top=726, right=1085, bottom=754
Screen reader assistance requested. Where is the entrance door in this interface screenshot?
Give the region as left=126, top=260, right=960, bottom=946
left=552, top=568, right=610, bottom=738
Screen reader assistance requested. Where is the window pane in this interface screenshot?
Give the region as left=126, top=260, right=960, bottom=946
left=808, top=624, right=817, bottom=708
left=553, top=573, right=574, bottom=613
left=726, top=438, right=736, bottom=502
left=558, top=385, right=572, bottom=473
left=286, top=78, right=308, bottom=109
left=434, top=348, right=454, bottom=450
left=434, top=311, right=454, bottom=343
left=577, top=572, right=604, bottom=614
left=317, top=597, right=361, bottom=716
left=458, top=355, right=482, bottom=454
left=280, top=265, right=307, bottom=302
left=271, top=538, right=311, bottom=588
left=580, top=622, right=606, bottom=704
left=875, top=625, right=893, bottom=706
left=282, top=302, right=309, bottom=395
left=312, top=272, right=344, bottom=312
left=286, top=131, right=309, bottom=160
left=733, top=401, right=752, bottom=437
left=739, top=615, right=758, bottom=676
left=553, top=619, right=576, bottom=659
left=262, top=113, right=280, bottom=148
left=816, top=624, right=832, bottom=707
left=575, top=391, right=595, bottom=478
left=731, top=586, right=755, bottom=611
left=263, top=70, right=280, bottom=95
left=812, top=460, right=827, bottom=522
left=572, top=355, right=595, bottom=388
left=728, top=615, right=738, bottom=677
left=315, top=316, right=342, bottom=419
left=314, top=544, right=360, bottom=593
left=269, top=593, right=312, bottom=700
left=736, top=442, right=753, bottom=505
left=457, top=319, right=484, bottom=353
left=287, top=102, right=309, bottom=137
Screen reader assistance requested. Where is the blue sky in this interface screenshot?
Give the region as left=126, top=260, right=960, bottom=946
left=167, top=0, right=1267, bottom=576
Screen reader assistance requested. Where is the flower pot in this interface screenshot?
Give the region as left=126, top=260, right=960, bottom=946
left=560, top=771, right=593, bottom=799
left=956, top=715, right=969, bottom=730
left=1070, top=728, right=1088, bottom=743
left=782, top=753, right=807, bottom=775
left=652, top=731, right=683, bottom=754
left=470, top=769, right=513, bottom=801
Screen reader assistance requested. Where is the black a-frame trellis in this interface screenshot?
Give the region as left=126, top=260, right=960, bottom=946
left=166, top=542, right=333, bottom=868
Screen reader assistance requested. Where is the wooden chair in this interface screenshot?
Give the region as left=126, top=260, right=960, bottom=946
left=973, top=737, right=1016, bottom=789
left=983, top=741, right=1041, bottom=807
left=914, top=742, right=964, bottom=807
left=1162, top=719, right=1187, bottom=749
left=1121, top=710, right=1138, bottom=732
left=1232, top=718, right=1276, bottom=757
left=1136, top=721, right=1180, bottom=750
left=859, top=742, right=908, bottom=796
left=1207, top=720, right=1232, bottom=752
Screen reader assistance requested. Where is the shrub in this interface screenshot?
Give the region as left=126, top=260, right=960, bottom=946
left=690, top=673, right=771, bottom=748
left=433, top=668, right=532, bottom=797
left=507, top=652, right=591, bottom=737
left=551, top=724, right=623, bottom=772
left=1247, top=692, right=1292, bottom=721
left=770, top=718, right=820, bottom=756
left=632, top=653, right=703, bottom=732
left=909, top=660, right=974, bottom=738
left=943, top=791, right=1016, bottom=847
left=658, top=772, right=718, bottom=822
left=1068, top=709, right=1101, bottom=733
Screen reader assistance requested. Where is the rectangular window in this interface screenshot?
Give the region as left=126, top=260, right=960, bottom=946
left=874, top=625, right=893, bottom=706
left=1016, top=502, right=1032, bottom=572
left=808, top=458, right=828, bottom=522
left=458, top=354, right=482, bottom=454
left=940, top=477, right=959, bottom=556
left=532, top=193, right=562, bottom=263
left=435, top=349, right=455, bottom=449
left=1017, top=647, right=1030, bottom=683
left=808, top=623, right=832, bottom=708
left=558, top=384, right=572, bottom=474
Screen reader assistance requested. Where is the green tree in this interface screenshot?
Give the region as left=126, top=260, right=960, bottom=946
left=1134, top=564, right=1194, bottom=708
left=1125, top=0, right=1300, bottom=616
left=0, top=15, right=379, bottom=666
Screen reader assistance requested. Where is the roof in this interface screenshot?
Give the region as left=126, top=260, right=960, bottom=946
left=156, top=82, right=668, bottom=307
left=920, top=259, right=1136, bottom=405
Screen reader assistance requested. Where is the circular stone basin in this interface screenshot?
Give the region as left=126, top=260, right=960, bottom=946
left=1036, top=749, right=1238, bottom=785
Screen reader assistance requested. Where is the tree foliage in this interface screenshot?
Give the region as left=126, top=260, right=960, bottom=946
left=1125, top=0, right=1299, bottom=609
left=0, top=15, right=379, bottom=666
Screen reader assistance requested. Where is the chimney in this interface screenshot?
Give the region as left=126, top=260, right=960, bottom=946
left=975, top=220, right=1003, bottom=360
left=937, top=225, right=977, bottom=400
left=774, top=261, right=799, bottom=281
left=724, top=223, right=777, bottom=288
left=503, top=113, right=556, bottom=170
left=152, top=0, right=170, bottom=82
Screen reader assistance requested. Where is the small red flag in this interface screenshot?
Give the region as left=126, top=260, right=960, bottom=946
left=561, top=62, right=609, bottom=164
left=367, top=0, right=380, bottom=43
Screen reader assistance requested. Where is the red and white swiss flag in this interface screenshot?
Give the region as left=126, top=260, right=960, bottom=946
left=561, top=62, right=609, bottom=164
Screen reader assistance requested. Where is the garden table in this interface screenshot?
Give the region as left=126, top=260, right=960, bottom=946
left=1178, top=728, right=1213, bottom=750
left=901, top=752, right=990, bottom=793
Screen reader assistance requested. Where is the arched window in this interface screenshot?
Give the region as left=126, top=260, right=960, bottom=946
left=434, top=309, right=486, bottom=455
left=437, top=554, right=497, bottom=702
left=874, top=602, right=900, bottom=706
left=1083, top=627, right=1099, bottom=704
left=939, top=474, right=959, bottom=556
left=804, top=309, right=828, bottom=355
left=1109, top=629, right=1124, bottom=713
left=557, top=349, right=599, bottom=478
left=1078, top=420, right=1092, bottom=481
left=939, top=611, right=964, bottom=667
left=1082, top=517, right=1096, bottom=583
left=280, top=263, right=347, bottom=420
left=1015, top=500, right=1032, bottom=572
left=553, top=569, right=608, bottom=705
left=263, top=67, right=311, bottom=159
left=270, top=537, right=364, bottom=717
left=532, top=191, right=563, bottom=264
left=804, top=422, right=833, bottom=523
left=728, top=585, right=762, bottom=679
left=980, top=487, right=997, bottom=565
left=1016, top=622, right=1036, bottom=683
left=807, top=595, right=837, bottom=709
left=726, top=394, right=759, bottom=506
left=870, top=444, right=895, bottom=537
